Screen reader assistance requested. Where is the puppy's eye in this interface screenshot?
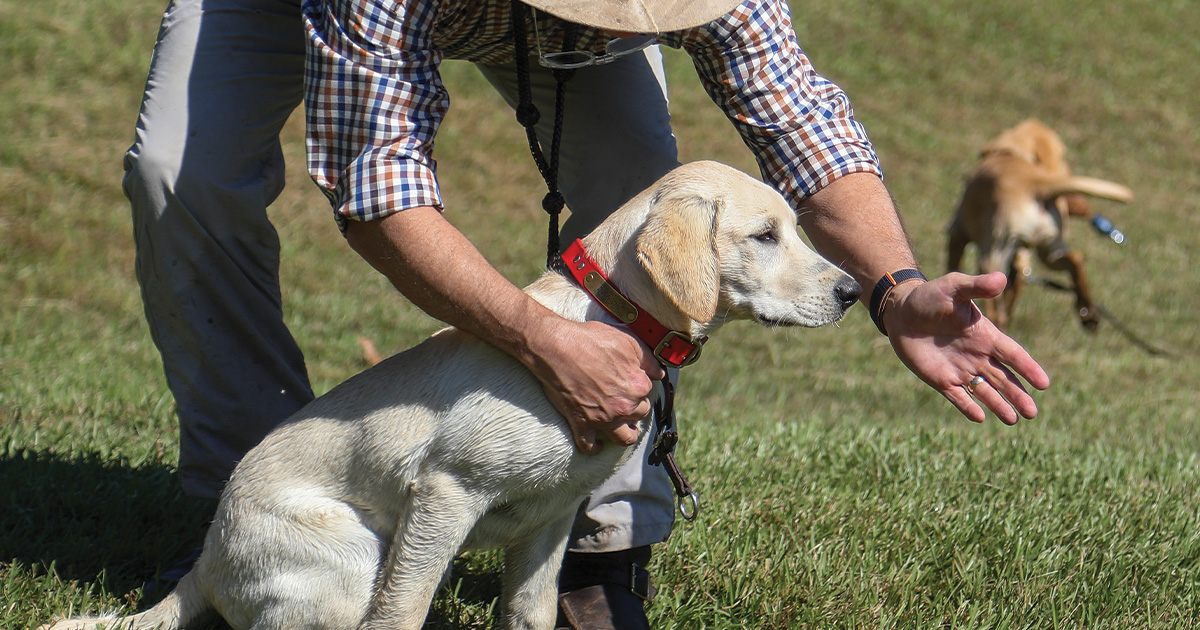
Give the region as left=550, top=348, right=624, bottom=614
left=753, top=230, right=777, bottom=243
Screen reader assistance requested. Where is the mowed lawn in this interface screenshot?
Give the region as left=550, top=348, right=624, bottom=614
left=2, top=0, right=1198, bottom=628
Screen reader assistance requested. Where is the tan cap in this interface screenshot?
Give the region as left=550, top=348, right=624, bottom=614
left=522, top=0, right=743, bottom=33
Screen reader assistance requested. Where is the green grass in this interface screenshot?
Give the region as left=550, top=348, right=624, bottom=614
left=3, top=0, right=1199, bottom=627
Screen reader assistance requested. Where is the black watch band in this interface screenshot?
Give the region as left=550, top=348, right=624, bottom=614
left=868, top=269, right=926, bottom=336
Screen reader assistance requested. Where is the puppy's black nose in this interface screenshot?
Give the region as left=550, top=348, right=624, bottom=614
left=836, top=279, right=862, bottom=310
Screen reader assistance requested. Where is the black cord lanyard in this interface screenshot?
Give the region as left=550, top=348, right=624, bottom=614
left=510, top=0, right=578, bottom=268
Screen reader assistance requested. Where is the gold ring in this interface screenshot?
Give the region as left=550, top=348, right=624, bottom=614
left=966, top=375, right=985, bottom=394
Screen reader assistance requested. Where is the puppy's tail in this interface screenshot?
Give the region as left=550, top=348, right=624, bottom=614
left=38, top=571, right=216, bottom=630
left=1042, top=176, right=1133, bottom=204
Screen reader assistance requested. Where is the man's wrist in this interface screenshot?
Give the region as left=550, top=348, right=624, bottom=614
left=868, top=269, right=926, bottom=336
left=512, top=310, right=570, bottom=376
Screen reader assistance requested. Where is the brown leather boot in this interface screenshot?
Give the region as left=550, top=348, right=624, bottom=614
left=555, top=546, right=655, bottom=630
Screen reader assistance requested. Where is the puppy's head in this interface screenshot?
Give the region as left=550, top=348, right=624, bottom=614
left=981, top=118, right=1071, bottom=177
left=634, top=161, right=860, bottom=331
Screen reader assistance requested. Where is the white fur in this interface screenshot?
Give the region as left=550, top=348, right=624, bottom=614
left=41, top=161, right=858, bottom=630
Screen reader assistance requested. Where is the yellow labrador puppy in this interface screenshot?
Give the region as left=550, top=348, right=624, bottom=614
left=42, top=161, right=860, bottom=630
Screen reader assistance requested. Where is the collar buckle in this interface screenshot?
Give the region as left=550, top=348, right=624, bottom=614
left=654, top=331, right=705, bottom=368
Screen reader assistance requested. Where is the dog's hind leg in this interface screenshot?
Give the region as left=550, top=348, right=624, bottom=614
left=1040, top=242, right=1099, bottom=331
left=359, top=474, right=488, bottom=630
left=197, top=492, right=383, bottom=630
left=499, top=514, right=573, bottom=630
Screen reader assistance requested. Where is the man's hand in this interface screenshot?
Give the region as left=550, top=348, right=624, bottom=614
left=345, top=208, right=664, bottom=454
left=526, top=319, right=665, bottom=454
left=883, top=272, right=1051, bottom=424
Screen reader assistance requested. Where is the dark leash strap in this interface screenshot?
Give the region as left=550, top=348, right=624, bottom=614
left=1037, top=216, right=1169, bottom=355
left=648, top=372, right=699, bottom=521
left=1032, top=277, right=1171, bottom=356
left=510, top=0, right=578, bottom=268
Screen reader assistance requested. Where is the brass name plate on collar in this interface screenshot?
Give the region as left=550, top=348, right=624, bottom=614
left=583, top=271, right=639, bottom=324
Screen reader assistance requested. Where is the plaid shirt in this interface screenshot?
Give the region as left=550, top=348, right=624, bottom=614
left=303, top=0, right=882, bottom=226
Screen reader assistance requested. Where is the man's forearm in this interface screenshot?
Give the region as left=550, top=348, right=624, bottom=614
left=343, top=205, right=561, bottom=367
left=796, top=172, right=919, bottom=295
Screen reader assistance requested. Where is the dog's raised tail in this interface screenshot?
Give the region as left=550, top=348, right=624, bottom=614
left=38, top=571, right=215, bottom=630
left=1044, top=176, right=1134, bottom=204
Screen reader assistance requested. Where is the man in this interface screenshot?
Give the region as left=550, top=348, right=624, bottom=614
left=125, top=0, right=1047, bottom=627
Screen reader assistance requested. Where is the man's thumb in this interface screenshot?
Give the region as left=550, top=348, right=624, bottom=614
left=952, top=271, right=1007, bottom=302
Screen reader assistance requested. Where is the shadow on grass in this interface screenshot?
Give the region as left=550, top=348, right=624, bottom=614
left=0, top=447, right=207, bottom=594
left=2, top=447, right=503, bottom=628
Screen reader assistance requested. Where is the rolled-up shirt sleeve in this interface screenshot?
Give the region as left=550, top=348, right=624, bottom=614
left=303, top=0, right=447, bottom=229
left=666, top=0, right=882, bottom=210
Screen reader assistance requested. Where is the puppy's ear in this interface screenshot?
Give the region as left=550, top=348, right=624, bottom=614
left=1026, top=122, right=1068, bottom=174
left=1031, top=133, right=1064, bottom=169
left=636, top=193, right=721, bottom=323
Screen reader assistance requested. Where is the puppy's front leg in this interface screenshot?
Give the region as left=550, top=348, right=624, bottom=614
left=946, top=221, right=970, bottom=273
left=360, top=474, right=488, bottom=630
left=500, top=514, right=574, bottom=630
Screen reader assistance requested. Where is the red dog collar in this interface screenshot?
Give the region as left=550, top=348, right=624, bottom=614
left=560, top=239, right=706, bottom=368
